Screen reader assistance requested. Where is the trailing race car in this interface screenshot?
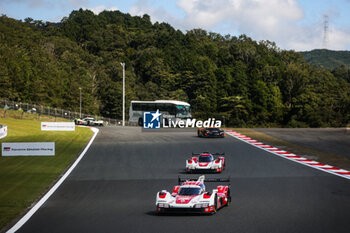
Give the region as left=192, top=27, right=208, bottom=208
left=186, top=152, right=225, bottom=173
left=198, top=127, right=226, bottom=138
left=156, top=175, right=231, bottom=214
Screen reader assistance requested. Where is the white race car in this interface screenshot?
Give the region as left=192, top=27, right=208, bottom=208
left=186, top=152, right=225, bottom=173
left=156, top=175, right=230, bottom=214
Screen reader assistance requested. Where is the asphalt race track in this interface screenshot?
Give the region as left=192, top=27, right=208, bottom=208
left=16, top=127, right=350, bottom=233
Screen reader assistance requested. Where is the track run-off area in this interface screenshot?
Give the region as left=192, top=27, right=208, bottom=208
left=10, top=127, right=350, bottom=233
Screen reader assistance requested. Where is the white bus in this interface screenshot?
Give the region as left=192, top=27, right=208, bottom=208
left=129, top=100, right=191, bottom=126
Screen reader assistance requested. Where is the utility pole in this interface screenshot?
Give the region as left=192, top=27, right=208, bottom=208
left=79, top=87, right=82, bottom=118
left=120, top=63, right=125, bottom=126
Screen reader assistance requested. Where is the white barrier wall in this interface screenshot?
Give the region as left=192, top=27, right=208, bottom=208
left=2, top=142, right=55, bottom=156
left=41, top=122, right=75, bottom=131
left=0, top=125, right=7, bottom=139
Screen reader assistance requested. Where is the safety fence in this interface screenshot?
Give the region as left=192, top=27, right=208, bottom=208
left=0, top=99, right=123, bottom=126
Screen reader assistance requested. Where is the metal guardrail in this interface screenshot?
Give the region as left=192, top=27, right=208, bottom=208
left=0, top=99, right=124, bottom=126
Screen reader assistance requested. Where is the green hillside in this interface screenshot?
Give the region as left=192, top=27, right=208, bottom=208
left=1, top=9, right=350, bottom=127
left=301, top=49, right=350, bottom=70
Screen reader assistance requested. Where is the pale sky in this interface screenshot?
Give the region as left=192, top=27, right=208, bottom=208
left=1, top=0, right=350, bottom=51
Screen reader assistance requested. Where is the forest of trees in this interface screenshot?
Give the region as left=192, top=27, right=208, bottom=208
left=0, top=9, right=349, bottom=127
left=302, top=49, right=350, bottom=70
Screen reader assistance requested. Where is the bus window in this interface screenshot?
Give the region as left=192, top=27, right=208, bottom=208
left=132, top=103, right=141, bottom=111
left=176, top=105, right=190, bottom=116
left=129, top=100, right=191, bottom=124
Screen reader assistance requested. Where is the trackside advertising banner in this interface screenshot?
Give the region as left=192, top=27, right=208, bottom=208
left=2, top=142, right=55, bottom=156
left=0, top=125, right=7, bottom=139
left=41, top=122, right=75, bottom=131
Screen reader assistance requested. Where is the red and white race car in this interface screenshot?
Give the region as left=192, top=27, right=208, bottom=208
left=156, top=175, right=230, bottom=214
left=186, top=152, right=225, bottom=173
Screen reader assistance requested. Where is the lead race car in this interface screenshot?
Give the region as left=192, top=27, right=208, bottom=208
left=156, top=175, right=231, bottom=214
left=198, top=127, right=226, bottom=138
left=186, top=152, right=225, bottom=173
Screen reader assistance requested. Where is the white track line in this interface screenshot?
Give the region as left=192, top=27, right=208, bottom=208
left=225, top=130, right=350, bottom=180
left=6, top=127, right=99, bottom=233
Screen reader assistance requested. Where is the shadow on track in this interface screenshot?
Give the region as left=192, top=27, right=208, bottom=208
left=145, top=211, right=211, bottom=217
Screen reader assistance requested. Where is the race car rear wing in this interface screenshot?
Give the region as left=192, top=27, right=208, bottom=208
left=191, top=152, right=225, bottom=156
left=178, top=176, right=230, bottom=184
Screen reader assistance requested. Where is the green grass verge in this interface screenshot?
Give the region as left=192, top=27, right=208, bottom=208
left=0, top=118, right=93, bottom=231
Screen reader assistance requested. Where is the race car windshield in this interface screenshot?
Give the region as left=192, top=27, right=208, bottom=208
left=207, top=128, right=219, bottom=132
left=199, top=156, right=212, bottom=162
left=178, top=187, right=201, bottom=195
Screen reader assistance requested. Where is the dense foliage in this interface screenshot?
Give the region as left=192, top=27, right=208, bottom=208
left=302, top=49, right=350, bottom=70
left=1, top=10, right=349, bottom=127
